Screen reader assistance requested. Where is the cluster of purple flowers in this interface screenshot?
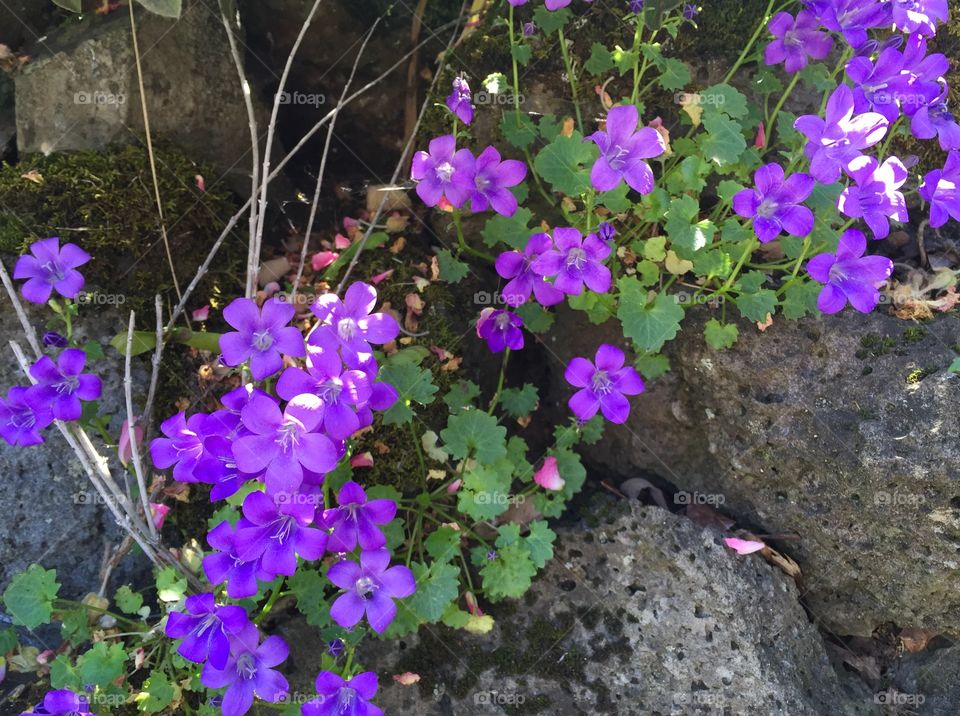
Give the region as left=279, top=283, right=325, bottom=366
left=19, top=690, right=96, bottom=716
left=1, top=241, right=102, bottom=447
left=749, top=2, right=960, bottom=313
left=145, top=281, right=411, bottom=716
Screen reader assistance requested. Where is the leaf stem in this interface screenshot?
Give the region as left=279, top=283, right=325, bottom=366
left=558, top=27, right=583, bottom=133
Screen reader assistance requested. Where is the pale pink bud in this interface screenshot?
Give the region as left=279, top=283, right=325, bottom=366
left=534, top=456, right=564, bottom=491
left=118, top=419, right=144, bottom=467
left=350, top=452, right=374, bottom=468
left=311, top=251, right=339, bottom=271
left=151, top=503, right=170, bottom=530
left=447, top=478, right=462, bottom=494
left=334, top=233, right=351, bottom=249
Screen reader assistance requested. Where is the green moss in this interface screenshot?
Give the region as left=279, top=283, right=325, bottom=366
left=0, top=144, right=246, bottom=319
left=672, top=0, right=771, bottom=65
left=902, top=326, right=928, bottom=343
left=856, top=332, right=896, bottom=359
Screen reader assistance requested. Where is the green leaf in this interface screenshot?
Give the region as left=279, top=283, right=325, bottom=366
left=781, top=281, right=821, bottom=319
left=641, top=45, right=690, bottom=91
left=114, top=585, right=144, bottom=616
left=949, top=358, right=960, bottom=373
left=567, top=290, right=615, bottom=324
left=50, top=655, right=81, bottom=690
left=699, top=113, right=746, bottom=167
left=288, top=569, right=331, bottom=628
left=511, top=44, right=532, bottom=66
left=585, top=43, right=614, bottom=75
left=704, top=319, right=739, bottom=349
left=0, top=627, right=17, bottom=654
left=135, top=0, right=182, bottom=17
left=60, top=607, right=90, bottom=645
left=500, top=113, right=538, bottom=149
left=533, top=132, right=598, bottom=196
left=735, top=289, right=778, bottom=321
left=443, top=380, right=480, bottom=415
left=597, top=182, right=631, bottom=213
left=665, top=195, right=715, bottom=258
left=514, top=301, right=555, bottom=333
left=155, top=566, right=187, bottom=603
left=52, top=0, right=82, bottom=10
left=717, top=179, right=744, bottom=203
left=137, top=673, right=176, bottom=713
left=635, top=353, right=670, bottom=380
left=110, top=331, right=156, bottom=357
left=441, top=410, right=507, bottom=463
left=424, top=527, right=462, bottom=563
left=481, top=207, right=534, bottom=249
left=379, top=355, right=438, bottom=425
left=499, top=383, right=539, bottom=418
left=479, top=544, right=536, bottom=600
left=324, top=232, right=389, bottom=281
left=524, top=521, right=556, bottom=569
left=618, top=280, right=684, bottom=352
left=436, top=249, right=469, bottom=283
left=3, top=565, right=59, bottom=629
left=533, top=5, right=571, bottom=33
left=642, top=235, right=667, bottom=261
left=407, top=562, right=460, bottom=622
left=179, top=330, right=222, bottom=353
left=458, top=460, right=513, bottom=520
left=699, top=83, right=749, bottom=119
left=77, top=642, right=126, bottom=689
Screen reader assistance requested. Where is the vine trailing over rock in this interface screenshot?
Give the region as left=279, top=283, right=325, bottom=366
left=1, top=0, right=959, bottom=714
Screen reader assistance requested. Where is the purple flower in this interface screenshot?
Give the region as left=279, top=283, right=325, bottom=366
left=19, top=690, right=95, bottom=716
left=806, top=228, right=893, bottom=314
left=42, top=332, right=68, bottom=348
left=276, top=353, right=371, bottom=441
left=165, top=593, right=254, bottom=669
left=446, top=76, right=473, bottom=125
left=232, top=393, right=337, bottom=495
left=323, top=481, right=397, bottom=553
left=309, top=282, right=400, bottom=369
left=523, top=21, right=536, bottom=35
left=546, top=0, right=572, bottom=9
left=0, top=387, right=54, bottom=447
left=200, top=635, right=289, bottom=716
left=794, top=85, right=889, bottom=184
left=150, top=411, right=214, bottom=483
left=682, top=3, right=698, bottom=20
left=629, top=0, right=644, bottom=13
left=507, top=0, right=528, bottom=5
left=732, top=163, right=815, bottom=243
left=586, top=105, right=666, bottom=193
left=203, top=520, right=262, bottom=599
left=468, top=146, right=527, bottom=216
left=910, top=95, right=960, bottom=150
left=476, top=308, right=525, bottom=353
left=565, top=344, right=644, bottom=424
left=328, top=548, right=416, bottom=633
left=891, top=0, right=948, bottom=36
left=234, top=491, right=327, bottom=578
left=27, top=349, right=102, bottom=421
left=837, top=156, right=909, bottom=239
left=846, top=46, right=913, bottom=122
left=531, top=227, right=611, bottom=295
left=303, top=671, right=384, bottom=716
left=807, top=0, right=890, bottom=48
left=410, top=135, right=474, bottom=208
left=13, top=238, right=90, bottom=304
left=597, top=221, right=616, bottom=243
left=219, top=298, right=305, bottom=381
left=193, top=435, right=256, bottom=501
left=899, top=34, right=950, bottom=118
left=764, top=11, right=833, bottom=73
left=919, top=150, right=960, bottom=227
left=495, top=232, right=565, bottom=307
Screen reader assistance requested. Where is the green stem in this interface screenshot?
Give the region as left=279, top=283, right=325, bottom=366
left=254, top=578, right=286, bottom=625
left=630, top=21, right=644, bottom=105
left=877, top=116, right=902, bottom=161
left=720, top=239, right=759, bottom=293
left=487, top=349, right=510, bottom=414
left=410, top=420, right=427, bottom=485
left=453, top=209, right=495, bottom=262
left=54, top=599, right=145, bottom=629
left=766, top=71, right=800, bottom=139
left=723, top=0, right=777, bottom=84
left=558, top=27, right=583, bottom=133
left=508, top=6, right=522, bottom=120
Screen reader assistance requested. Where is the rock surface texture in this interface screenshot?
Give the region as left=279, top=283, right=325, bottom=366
left=0, top=299, right=146, bottom=602
left=546, top=307, right=960, bottom=637
left=14, top=0, right=258, bottom=192
left=280, top=502, right=878, bottom=715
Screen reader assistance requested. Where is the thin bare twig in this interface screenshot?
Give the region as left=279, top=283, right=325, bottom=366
left=0, top=259, right=42, bottom=357
left=125, top=311, right=158, bottom=540
left=289, top=16, right=383, bottom=307
left=165, top=19, right=460, bottom=332
left=248, top=0, right=325, bottom=297
left=142, top=295, right=164, bottom=439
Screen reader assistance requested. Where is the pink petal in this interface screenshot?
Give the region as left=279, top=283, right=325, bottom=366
left=151, top=503, right=170, bottom=529
left=371, top=269, right=394, bottom=285
left=534, top=456, right=565, bottom=491
left=311, top=251, right=340, bottom=271
left=334, top=233, right=352, bottom=249
left=191, top=305, right=211, bottom=322
left=723, top=537, right=765, bottom=555
left=350, top=452, right=375, bottom=468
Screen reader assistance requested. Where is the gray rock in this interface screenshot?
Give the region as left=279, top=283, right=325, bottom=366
left=279, top=501, right=877, bottom=715
left=893, top=641, right=960, bottom=714
left=545, top=307, right=960, bottom=637
left=13, top=0, right=261, bottom=193
left=0, top=295, right=149, bottom=604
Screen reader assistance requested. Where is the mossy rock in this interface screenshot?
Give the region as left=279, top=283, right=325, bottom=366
left=0, top=145, right=246, bottom=319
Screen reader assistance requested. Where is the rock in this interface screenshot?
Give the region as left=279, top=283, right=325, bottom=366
left=0, top=2, right=59, bottom=52
left=280, top=501, right=877, bottom=715
left=546, top=307, right=960, bottom=636
left=892, top=641, right=960, bottom=714
left=13, top=0, right=262, bottom=194
left=0, top=297, right=149, bottom=601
